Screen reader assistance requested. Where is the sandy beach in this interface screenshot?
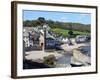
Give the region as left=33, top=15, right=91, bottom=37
left=25, top=40, right=90, bottom=67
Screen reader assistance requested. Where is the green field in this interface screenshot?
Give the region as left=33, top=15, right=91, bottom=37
left=51, top=28, right=90, bottom=37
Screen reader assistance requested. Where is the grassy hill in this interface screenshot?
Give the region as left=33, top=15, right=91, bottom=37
left=52, top=28, right=90, bottom=37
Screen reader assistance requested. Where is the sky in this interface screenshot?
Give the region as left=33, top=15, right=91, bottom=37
left=23, top=10, right=91, bottom=24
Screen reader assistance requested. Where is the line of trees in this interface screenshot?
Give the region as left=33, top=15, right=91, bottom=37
left=23, top=18, right=91, bottom=32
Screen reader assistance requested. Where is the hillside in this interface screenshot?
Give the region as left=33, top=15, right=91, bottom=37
left=23, top=20, right=91, bottom=32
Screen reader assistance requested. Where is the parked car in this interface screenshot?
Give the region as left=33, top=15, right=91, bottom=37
left=85, top=35, right=91, bottom=42
left=75, top=35, right=90, bottom=43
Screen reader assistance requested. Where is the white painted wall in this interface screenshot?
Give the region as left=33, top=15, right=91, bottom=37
left=0, top=0, right=99, bottom=80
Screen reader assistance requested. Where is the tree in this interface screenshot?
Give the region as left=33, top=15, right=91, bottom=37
left=68, top=30, right=73, bottom=35
left=23, top=20, right=32, bottom=27
left=68, top=24, right=74, bottom=38
left=37, top=17, right=45, bottom=26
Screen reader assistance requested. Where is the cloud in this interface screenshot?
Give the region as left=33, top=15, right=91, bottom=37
left=60, top=17, right=68, bottom=22
left=79, top=13, right=90, bottom=17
